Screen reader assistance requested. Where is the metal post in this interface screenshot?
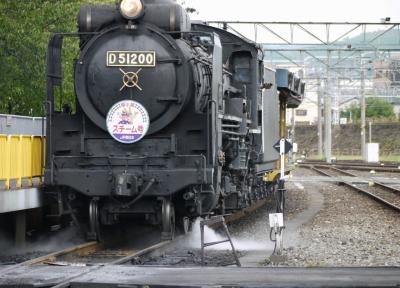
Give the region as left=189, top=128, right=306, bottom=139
left=200, top=221, right=205, bottom=266
left=317, top=78, right=323, bottom=156
left=200, top=217, right=241, bottom=267
left=291, top=109, right=295, bottom=141
left=275, top=226, right=283, bottom=255
left=324, top=51, right=332, bottom=163
left=222, top=220, right=241, bottom=267
left=278, top=140, right=287, bottom=214
left=278, top=95, right=287, bottom=170
left=333, top=51, right=341, bottom=125
left=369, top=121, right=372, bottom=143
left=279, top=95, right=287, bottom=138
left=280, top=138, right=286, bottom=180
left=15, top=211, right=26, bottom=249
left=361, top=68, right=366, bottom=160
left=290, top=109, right=295, bottom=163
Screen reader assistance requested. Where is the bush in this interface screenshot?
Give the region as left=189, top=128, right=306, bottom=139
left=340, top=98, right=396, bottom=121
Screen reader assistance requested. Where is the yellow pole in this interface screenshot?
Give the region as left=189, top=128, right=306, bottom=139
left=278, top=94, right=287, bottom=172
left=279, top=94, right=287, bottom=139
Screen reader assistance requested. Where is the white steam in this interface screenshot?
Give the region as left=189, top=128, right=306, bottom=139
left=180, top=219, right=270, bottom=251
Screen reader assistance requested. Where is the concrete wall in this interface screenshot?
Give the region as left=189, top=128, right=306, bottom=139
left=293, top=122, right=400, bottom=156
left=0, top=188, right=42, bottom=214
left=0, top=114, right=45, bottom=136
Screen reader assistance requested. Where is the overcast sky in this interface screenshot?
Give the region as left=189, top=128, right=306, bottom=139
left=181, top=0, right=400, bottom=43
left=184, top=0, right=400, bottom=22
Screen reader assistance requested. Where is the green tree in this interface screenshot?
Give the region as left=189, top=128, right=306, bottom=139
left=340, top=98, right=395, bottom=121
left=0, top=0, right=114, bottom=116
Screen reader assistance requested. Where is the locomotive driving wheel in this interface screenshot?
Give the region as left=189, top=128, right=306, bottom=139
left=88, top=198, right=100, bottom=241
left=161, top=198, right=175, bottom=240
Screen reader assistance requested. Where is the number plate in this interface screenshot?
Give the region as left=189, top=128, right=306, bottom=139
left=107, top=51, right=156, bottom=67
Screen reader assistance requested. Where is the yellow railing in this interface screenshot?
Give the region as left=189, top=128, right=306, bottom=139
left=0, top=135, right=45, bottom=190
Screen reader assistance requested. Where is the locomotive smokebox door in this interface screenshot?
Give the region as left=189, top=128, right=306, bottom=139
left=74, top=22, right=191, bottom=136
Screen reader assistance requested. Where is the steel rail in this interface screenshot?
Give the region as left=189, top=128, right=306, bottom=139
left=306, top=165, right=400, bottom=213
left=0, top=241, right=100, bottom=274
left=326, top=166, right=400, bottom=196
left=47, top=197, right=272, bottom=287
left=50, top=241, right=171, bottom=288
left=299, top=161, right=400, bottom=173
left=45, top=197, right=271, bottom=287
left=328, top=165, right=400, bottom=173
left=0, top=195, right=273, bottom=287
left=0, top=239, right=171, bottom=285
left=0, top=242, right=91, bottom=276
left=24, top=241, right=100, bottom=266
left=301, top=160, right=399, bottom=167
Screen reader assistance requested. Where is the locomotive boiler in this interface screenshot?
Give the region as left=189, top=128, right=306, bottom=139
left=45, top=0, right=304, bottom=240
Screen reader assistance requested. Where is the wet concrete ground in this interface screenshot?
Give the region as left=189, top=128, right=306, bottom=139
left=235, top=180, right=323, bottom=267
left=135, top=180, right=320, bottom=268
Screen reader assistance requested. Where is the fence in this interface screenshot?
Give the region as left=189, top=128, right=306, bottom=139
left=0, top=135, right=45, bottom=190
left=0, top=114, right=45, bottom=136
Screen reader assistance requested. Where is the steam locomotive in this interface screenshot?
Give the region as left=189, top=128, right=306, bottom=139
left=45, top=0, right=304, bottom=240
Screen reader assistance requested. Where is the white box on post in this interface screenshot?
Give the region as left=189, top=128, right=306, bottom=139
left=366, top=143, right=379, bottom=163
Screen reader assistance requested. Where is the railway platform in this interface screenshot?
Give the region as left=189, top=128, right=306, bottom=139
left=0, top=114, right=46, bottom=246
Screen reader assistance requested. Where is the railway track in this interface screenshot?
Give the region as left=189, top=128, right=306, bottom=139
left=25, top=198, right=269, bottom=266
left=301, top=160, right=399, bottom=167
left=300, top=161, right=400, bottom=173
left=0, top=240, right=171, bottom=288
left=306, top=164, right=400, bottom=212
left=0, top=197, right=271, bottom=287
left=22, top=241, right=167, bottom=267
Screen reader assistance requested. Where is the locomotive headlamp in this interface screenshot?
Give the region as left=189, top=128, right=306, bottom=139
left=120, top=0, right=144, bottom=19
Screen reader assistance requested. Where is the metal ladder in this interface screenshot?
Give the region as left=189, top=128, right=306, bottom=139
left=200, top=215, right=241, bottom=267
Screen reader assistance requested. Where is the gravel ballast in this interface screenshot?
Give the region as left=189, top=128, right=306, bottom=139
left=281, top=167, right=400, bottom=267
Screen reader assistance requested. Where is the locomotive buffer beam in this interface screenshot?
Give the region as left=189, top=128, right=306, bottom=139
left=200, top=216, right=241, bottom=267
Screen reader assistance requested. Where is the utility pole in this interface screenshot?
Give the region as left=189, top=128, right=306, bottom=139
left=369, top=121, right=372, bottom=143
left=291, top=108, right=295, bottom=140
left=324, top=51, right=332, bottom=163
left=335, top=70, right=341, bottom=125
left=333, top=51, right=341, bottom=125
left=360, top=68, right=366, bottom=160
left=289, top=108, right=295, bottom=164
left=317, top=78, right=323, bottom=156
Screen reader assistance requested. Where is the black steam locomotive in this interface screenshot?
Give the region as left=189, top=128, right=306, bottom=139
left=45, top=0, right=304, bottom=240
